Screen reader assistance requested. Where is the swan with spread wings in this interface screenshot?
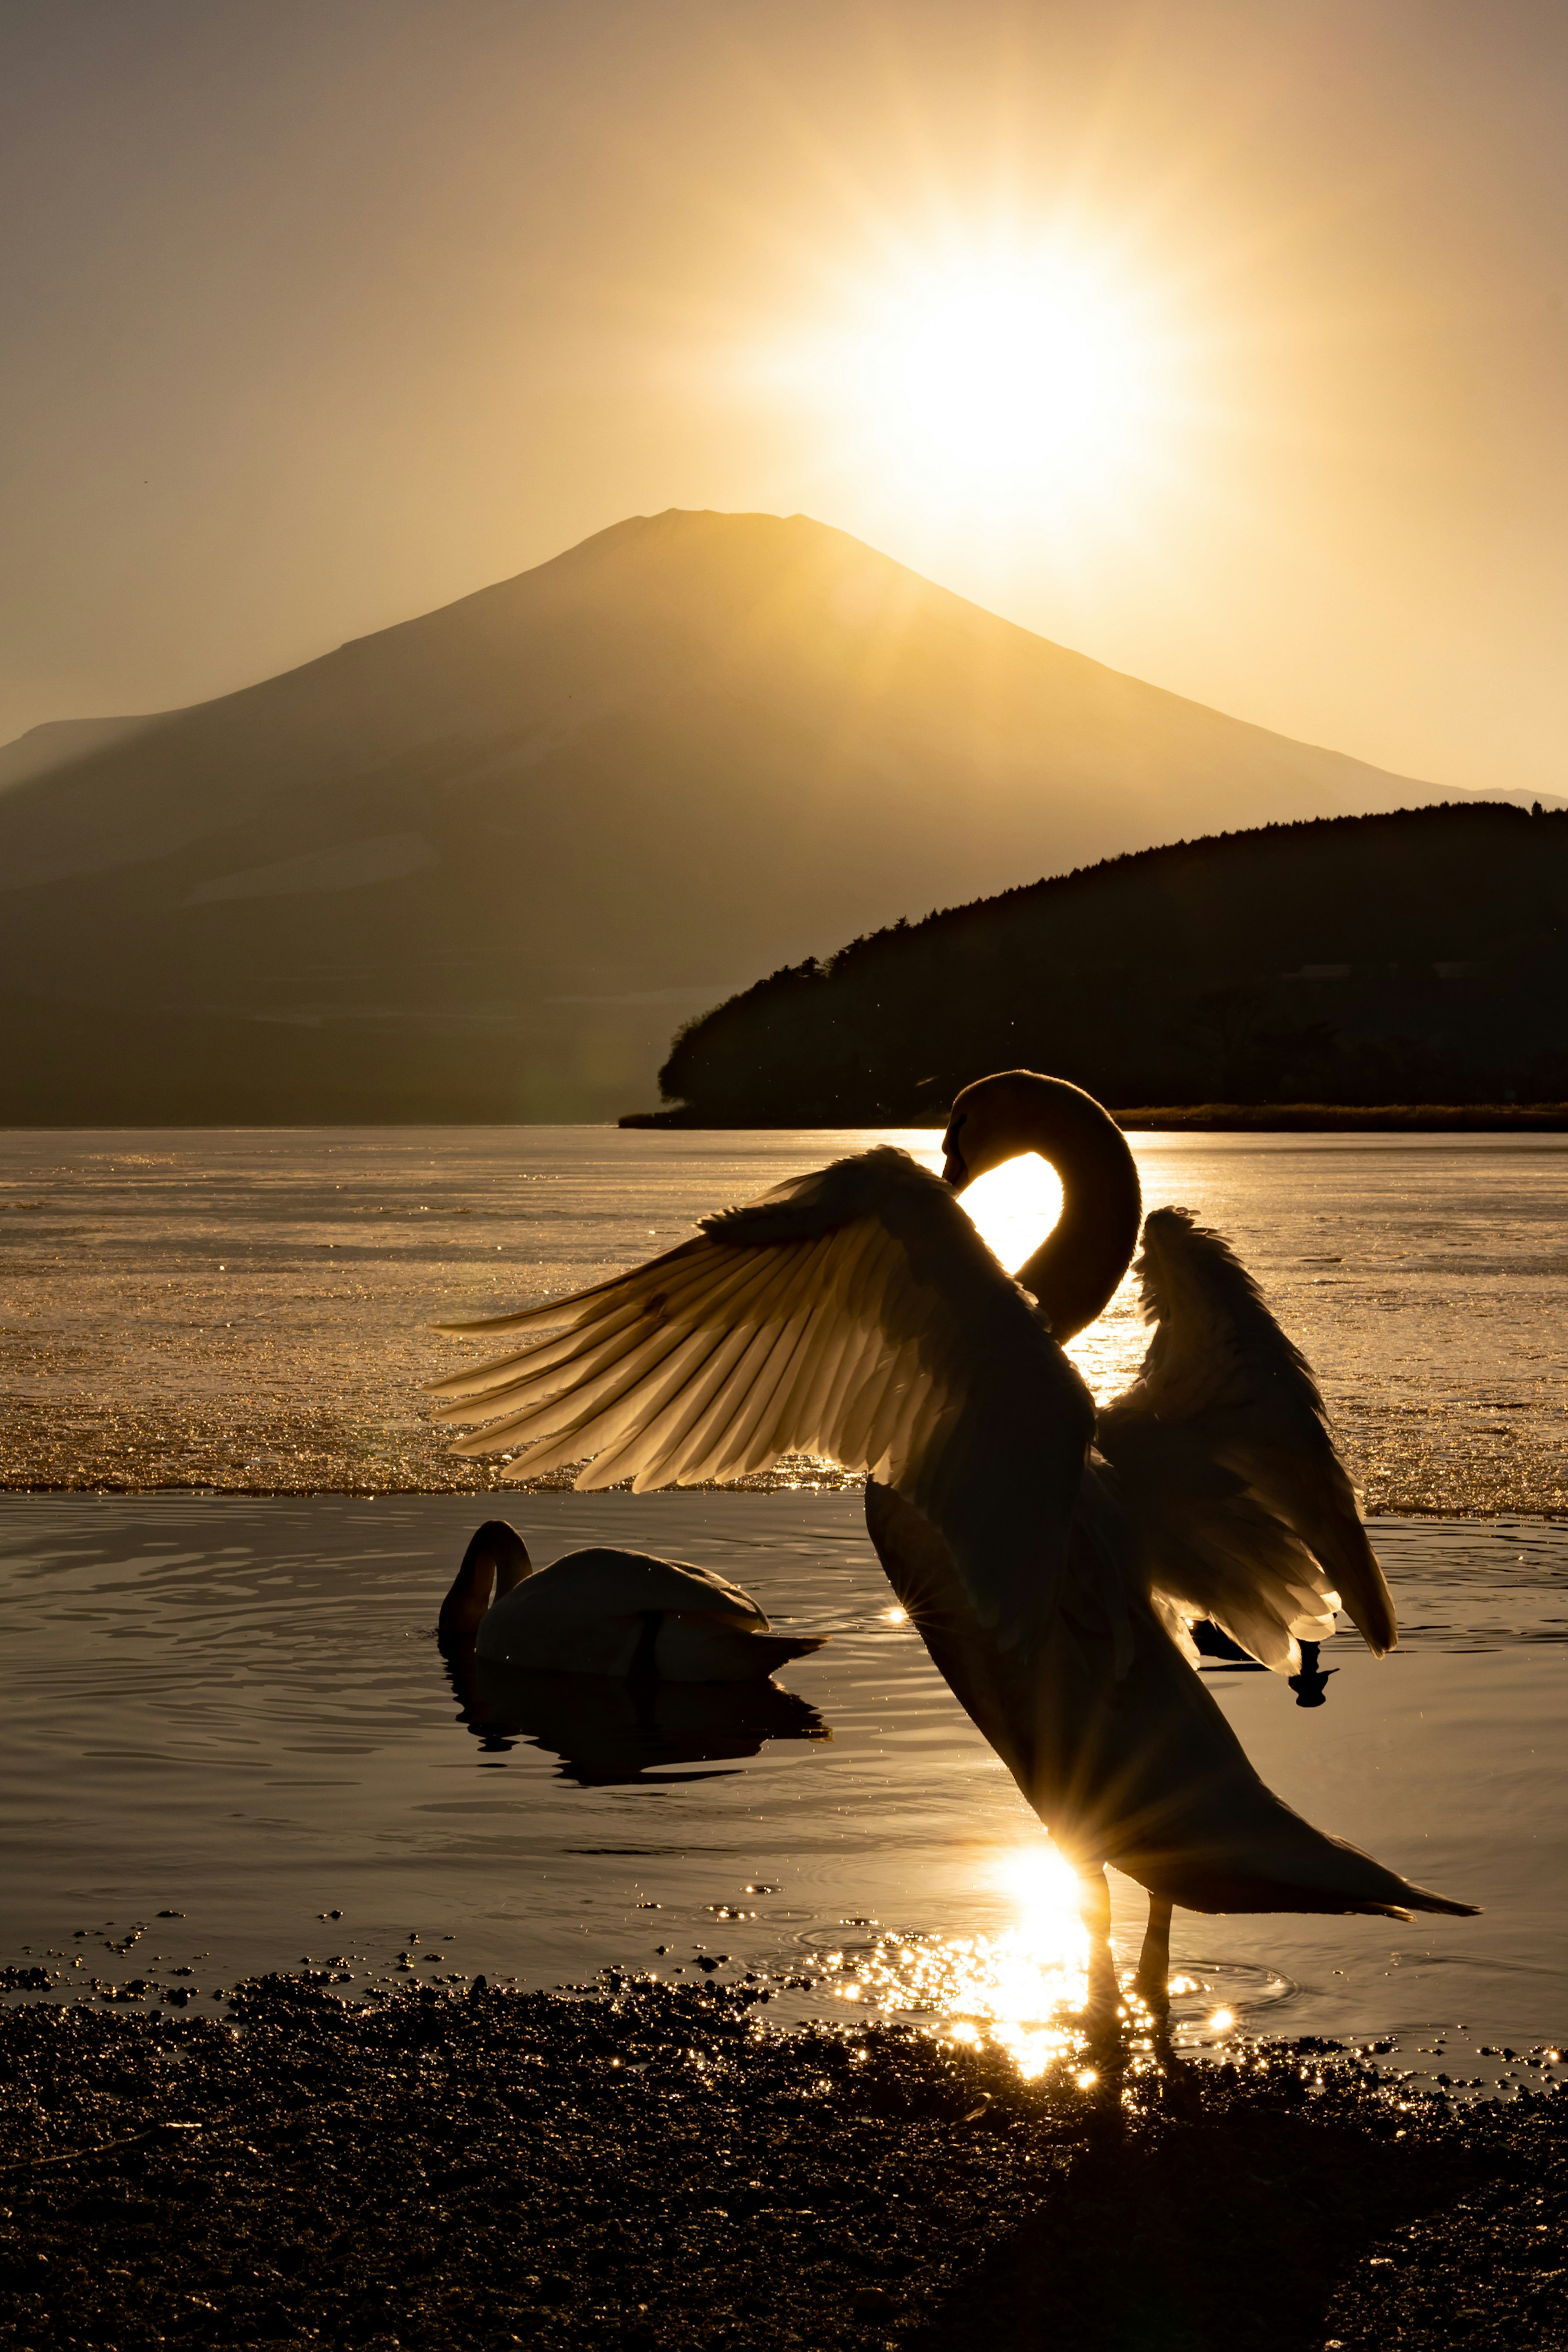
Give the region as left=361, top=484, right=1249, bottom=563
left=426, top=1070, right=1474, bottom=2004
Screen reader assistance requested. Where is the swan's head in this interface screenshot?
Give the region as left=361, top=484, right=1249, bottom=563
left=942, top=1070, right=1113, bottom=1190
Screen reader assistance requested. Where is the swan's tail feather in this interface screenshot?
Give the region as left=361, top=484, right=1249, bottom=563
left=1065, top=1688, right=1482, bottom=1919
left=1148, top=1852, right=1481, bottom=1920
left=755, top=1634, right=829, bottom=1668
left=1398, top=1885, right=1482, bottom=1918
left=649, top=1616, right=830, bottom=1682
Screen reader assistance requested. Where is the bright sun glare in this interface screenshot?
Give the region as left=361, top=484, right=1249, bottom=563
left=929, top=1145, right=1143, bottom=1407
left=823, top=1845, right=1091, bottom=2080
left=863, top=257, right=1158, bottom=485
left=760, top=234, right=1185, bottom=510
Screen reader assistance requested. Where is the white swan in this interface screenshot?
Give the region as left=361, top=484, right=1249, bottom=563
left=437, top=1518, right=825, bottom=1683
left=427, top=1070, right=1475, bottom=2005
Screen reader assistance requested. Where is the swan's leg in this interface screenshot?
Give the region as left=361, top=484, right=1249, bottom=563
left=1134, top=1894, right=1173, bottom=2015
left=1078, top=1867, right=1117, bottom=2015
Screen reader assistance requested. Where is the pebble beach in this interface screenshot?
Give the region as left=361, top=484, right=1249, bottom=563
left=2, top=1970, right=1565, bottom=2352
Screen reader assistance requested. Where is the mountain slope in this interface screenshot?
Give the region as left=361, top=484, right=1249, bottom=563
left=0, top=509, right=1453, bottom=1121
left=0, top=714, right=165, bottom=805
left=657, top=803, right=1568, bottom=1120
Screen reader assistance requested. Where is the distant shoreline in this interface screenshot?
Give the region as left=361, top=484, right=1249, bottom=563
left=0, top=1104, right=1561, bottom=1133
left=620, top=1102, right=1568, bottom=1132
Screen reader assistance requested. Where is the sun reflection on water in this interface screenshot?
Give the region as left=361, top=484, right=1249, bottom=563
left=949, top=1151, right=1062, bottom=1276
left=821, top=1846, right=1093, bottom=2080
left=810, top=1848, right=1290, bottom=2080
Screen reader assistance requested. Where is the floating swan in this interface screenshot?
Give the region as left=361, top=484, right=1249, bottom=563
left=437, top=1518, right=826, bottom=1683
left=428, top=1071, right=1475, bottom=2008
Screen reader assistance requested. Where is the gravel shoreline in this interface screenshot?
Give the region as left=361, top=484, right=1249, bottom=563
left=1, top=1973, right=1562, bottom=2352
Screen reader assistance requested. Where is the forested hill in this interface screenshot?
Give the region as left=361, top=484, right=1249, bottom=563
left=654, top=803, right=1567, bottom=1121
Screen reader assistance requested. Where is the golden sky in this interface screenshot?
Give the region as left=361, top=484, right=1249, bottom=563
left=2, top=0, right=1565, bottom=795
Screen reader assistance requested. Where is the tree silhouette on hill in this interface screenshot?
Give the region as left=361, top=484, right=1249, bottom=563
left=657, top=803, right=1568, bottom=1121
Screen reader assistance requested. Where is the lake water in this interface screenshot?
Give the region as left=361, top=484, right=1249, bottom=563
left=0, top=1128, right=1564, bottom=2095
left=1, top=1124, right=1563, bottom=1512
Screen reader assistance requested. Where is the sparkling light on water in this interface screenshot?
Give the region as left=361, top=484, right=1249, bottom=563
left=810, top=1845, right=1292, bottom=2079
left=942, top=1150, right=1062, bottom=1275
left=820, top=1846, right=1094, bottom=2080
left=938, top=1147, right=1147, bottom=1403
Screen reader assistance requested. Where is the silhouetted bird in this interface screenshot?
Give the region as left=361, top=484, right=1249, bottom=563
left=428, top=1070, right=1477, bottom=2012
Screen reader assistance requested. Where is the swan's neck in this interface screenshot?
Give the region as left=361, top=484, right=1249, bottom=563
left=1007, top=1092, right=1141, bottom=1342
left=437, top=1520, right=532, bottom=1645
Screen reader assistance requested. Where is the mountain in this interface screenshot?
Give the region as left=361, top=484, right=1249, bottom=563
left=0, top=508, right=1462, bottom=1123
left=0, top=714, right=166, bottom=800
left=655, top=803, right=1568, bottom=1121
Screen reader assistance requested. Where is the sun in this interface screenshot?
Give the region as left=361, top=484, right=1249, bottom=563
left=752, top=231, right=1187, bottom=513
left=856, top=252, right=1163, bottom=488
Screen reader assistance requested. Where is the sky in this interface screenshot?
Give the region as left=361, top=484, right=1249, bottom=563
left=2, top=0, right=1566, bottom=794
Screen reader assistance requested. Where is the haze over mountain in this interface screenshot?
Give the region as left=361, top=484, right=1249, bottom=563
left=0, top=508, right=1470, bottom=1122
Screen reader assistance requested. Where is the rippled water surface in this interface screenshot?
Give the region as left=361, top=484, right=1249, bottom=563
left=2, top=1491, right=1564, bottom=2094
left=1, top=1126, right=1564, bottom=2088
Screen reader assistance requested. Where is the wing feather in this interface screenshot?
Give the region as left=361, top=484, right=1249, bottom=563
left=667, top=1320, right=810, bottom=1485
left=430, top=1234, right=717, bottom=1340
left=428, top=1146, right=1094, bottom=1653
left=773, top=1309, right=860, bottom=1462
left=536, top=1318, right=767, bottom=1486
left=725, top=1303, right=828, bottom=1476
left=639, top=1274, right=831, bottom=1483
left=621, top=1284, right=839, bottom=1490
left=428, top=1237, right=777, bottom=1401
left=439, top=1242, right=813, bottom=1465
left=1096, top=1206, right=1395, bottom=1665
left=755, top=1221, right=889, bottom=1456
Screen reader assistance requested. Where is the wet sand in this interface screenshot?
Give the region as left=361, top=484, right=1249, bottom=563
left=0, top=1970, right=1562, bottom=2352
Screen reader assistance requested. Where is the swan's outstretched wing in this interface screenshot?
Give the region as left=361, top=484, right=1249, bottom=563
left=428, top=1146, right=1094, bottom=1655
left=1095, top=1207, right=1395, bottom=1668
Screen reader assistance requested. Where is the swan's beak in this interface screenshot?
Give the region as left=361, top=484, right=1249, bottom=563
left=941, top=1149, right=968, bottom=1189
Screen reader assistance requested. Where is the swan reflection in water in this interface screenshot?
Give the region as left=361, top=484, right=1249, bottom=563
left=439, top=1641, right=830, bottom=1787
left=1192, top=1619, right=1338, bottom=1709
